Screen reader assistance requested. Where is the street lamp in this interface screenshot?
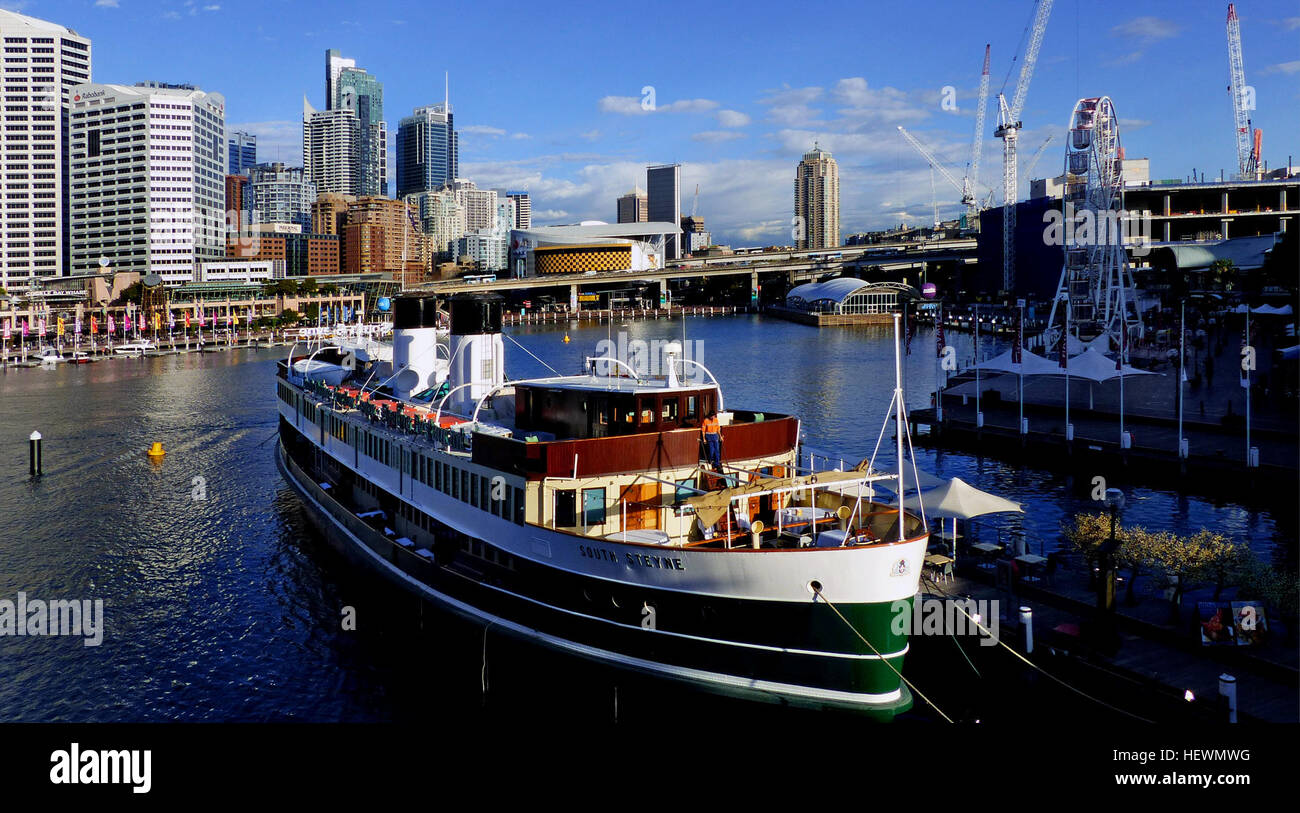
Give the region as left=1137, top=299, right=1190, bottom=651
left=1097, top=488, right=1126, bottom=613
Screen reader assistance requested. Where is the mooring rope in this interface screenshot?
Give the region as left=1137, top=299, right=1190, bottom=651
left=812, top=586, right=954, bottom=723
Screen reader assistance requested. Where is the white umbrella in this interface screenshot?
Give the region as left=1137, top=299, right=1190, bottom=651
left=898, top=477, right=1023, bottom=519
left=895, top=477, right=1023, bottom=566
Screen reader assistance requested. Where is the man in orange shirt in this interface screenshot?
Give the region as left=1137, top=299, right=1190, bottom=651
left=701, top=411, right=722, bottom=472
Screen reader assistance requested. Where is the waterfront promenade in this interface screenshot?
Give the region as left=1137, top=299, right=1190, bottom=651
left=920, top=549, right=1299, bottom=723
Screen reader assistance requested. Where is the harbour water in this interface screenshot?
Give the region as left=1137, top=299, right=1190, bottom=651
left=0, top=315, right=1292, bottom=724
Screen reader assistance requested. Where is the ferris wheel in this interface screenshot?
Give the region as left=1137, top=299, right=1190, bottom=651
left=1045, top=96, right=1143, bottom=354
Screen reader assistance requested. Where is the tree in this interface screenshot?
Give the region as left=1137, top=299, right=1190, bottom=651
left=1145, top=528, right=1242, bottom=623
left=278, top=308, right=301, bottom=325
left=297, top=277, right=319, bottom=295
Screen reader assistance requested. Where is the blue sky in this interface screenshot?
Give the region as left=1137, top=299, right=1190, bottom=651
left=9, top=0, right=1300, bottom=245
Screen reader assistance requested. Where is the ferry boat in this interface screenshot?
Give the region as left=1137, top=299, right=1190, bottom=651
left=275, top=293, right=930, bottom=717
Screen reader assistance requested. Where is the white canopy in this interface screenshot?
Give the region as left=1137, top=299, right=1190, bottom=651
left=971, top=348, right=1063, bottom=376
left=1059, top=347, right=1158, bottom=383
left=869, top=460, right=946, bottom=495
left=897, top=477, right=1023, bottom=520
left=1232, top=304, right=1293, bottom=316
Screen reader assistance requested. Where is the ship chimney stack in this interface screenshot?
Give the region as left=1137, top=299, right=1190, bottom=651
left=448, top=292, right=505, bottom=416
left=391, top=296, right=442, bottom=400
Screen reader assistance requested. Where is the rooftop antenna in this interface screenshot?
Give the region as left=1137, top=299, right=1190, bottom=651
left=445, top=71, right=449, bottom=112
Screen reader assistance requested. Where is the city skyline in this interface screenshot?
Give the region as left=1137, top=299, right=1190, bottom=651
left=5, top=0, right=1300, bottom=248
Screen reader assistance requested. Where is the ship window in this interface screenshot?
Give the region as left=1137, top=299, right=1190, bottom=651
left=435, top=460, right=442, bottom=491
left=675, top=477, right=696, bottom=503
left=470, top=473, right=480, bottom=507
left=686, top=395, right=697, bottom=419
left=661, top=398, right=678, bottom=422
left=514, top=487, right=525, bottom=524
left=639, top=398, right=654, bottom=425
left=582, top=488, right=606, bottom=526
left=594, top=397, right=608, bottom=425
left=555, top=489, right=576, bottom=527
left=461, top=470, right=469, bottom=503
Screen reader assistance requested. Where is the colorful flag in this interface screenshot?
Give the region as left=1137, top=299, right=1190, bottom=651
left=75, top=317, right=82, bottom=335
left=56, top=317, right=65, bottom=337
left=184, top=311, right=191, bottom=329
left=91, top=316, right=98, bottom=334
left=22, top=319, right=28, bottom=338
left=935, top=306, right=946, bottom=358
left=137, top=314, right=144, bottom=332
left=153, top=312, right=161, bottom=331
left=168, top=311, right=175, bottom=329
left=39, top=318, right=46, bottom=337
left=2, top=321, right=9, bottom=340
left=108, top=315, right=115, bottom=334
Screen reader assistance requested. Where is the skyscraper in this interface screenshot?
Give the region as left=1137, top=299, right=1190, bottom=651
left=0, top=8, right=91, bottom=293
left=70, top=83, right=226, bottom=285
left=228, top=130, right=257, bottom=175
left=335, top=66, right=386, bottom=196
left=396, top=103, right=458, bottom=197
left=324, top=48, right=355, bottom=111
left=646, top=164, right=681, bottom=259
left=247, top=162, right=316, bottom=231
left=617, top=188, right=648, bottom=224
left=506, top=192, right=531, bottom=230
left=794, top=144, right=840, bottom=250
left=303, top=97, right=358, bottom=195
left=451, top=179, right=496, bottom=233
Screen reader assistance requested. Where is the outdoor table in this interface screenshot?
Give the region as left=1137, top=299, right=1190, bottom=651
left=924, top=553, right=955, bottom=583
left=970, top=542, right=1002, bottom=569
left=1015, top=553, right=1048, bottom=582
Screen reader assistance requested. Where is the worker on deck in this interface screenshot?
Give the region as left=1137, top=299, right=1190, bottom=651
left=702, top=410, right=722, bottom=472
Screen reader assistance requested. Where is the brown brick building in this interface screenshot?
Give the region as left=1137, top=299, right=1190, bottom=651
left=343, top=196, right=427, bottom=276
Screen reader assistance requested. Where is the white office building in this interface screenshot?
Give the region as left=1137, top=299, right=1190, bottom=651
left=197, top=258, right=279, bottom=283
left=69, top=82, right=227, bottom=285
left=451, top=179, right=496, bottom=233
left=0, top=9, right=91, bottom=293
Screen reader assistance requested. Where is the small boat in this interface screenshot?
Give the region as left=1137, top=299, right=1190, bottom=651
left=69, top=351, right=94, bottom=364
left=34, top=347, right=65, bottom=364
left=113, top=340, right=156, bottom=356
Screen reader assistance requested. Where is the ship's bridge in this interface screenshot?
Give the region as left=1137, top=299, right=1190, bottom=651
left=512, top=373, right=722, bottom=440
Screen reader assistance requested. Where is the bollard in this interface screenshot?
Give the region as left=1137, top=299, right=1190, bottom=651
left=29, top=430, right=42, bottom=476
left=1218, top=673, right=1237, bottom=723
left=1019, top=606, right=1033, bottom=653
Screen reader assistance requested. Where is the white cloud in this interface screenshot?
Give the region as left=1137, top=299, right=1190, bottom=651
left=510, top=132, right=532, bottom=140
left=716, top=109, right=751, bottom=127
left=759, top=85, right=824, bottom=127
left=461, top=125, right=507, bottom=136
left=692, top=131, right=746, bottom=143
left=598, top=96, right=718, bottom=115
left=1284, top=17, right=1300, bottom=31
left=1105, top=51, right=1145, bottom=67
left=1262, top=60, right=1300, bottom=75
left=1110, top=16, right=1181, bottom=42
left=829, top=77, right=932, bottom=126
left=204, top=4, right=221, bottom=10
left=94, top=0, right=120, bottom=8
left=578, top=129, right=601, bottom=141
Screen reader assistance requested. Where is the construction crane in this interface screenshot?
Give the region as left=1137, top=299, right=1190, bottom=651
left=1023, top=134, right=1055, bottom=181
left=1226, top=4, right=1260, bottom=180
left=965, top=44, right=992, bottom=227
left=898, top=125, right=967, bottom=205
left=690, top=183, right=700, bottom=218
left=994, top=0, right=1054, bottom=292
left=930, top=166, right=940, bottom=228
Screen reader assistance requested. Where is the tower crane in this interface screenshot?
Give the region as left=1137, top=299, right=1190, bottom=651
left=994, top=0, right=1054, bottom=292
left=964, top=44, right=991, bottom=227
left=691, top=183, right=700, bottom=218
left=1226, top=4, right=1259, bottom=180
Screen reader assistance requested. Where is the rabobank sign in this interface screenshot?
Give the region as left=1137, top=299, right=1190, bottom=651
left=73, top=89, right=107, bottom=102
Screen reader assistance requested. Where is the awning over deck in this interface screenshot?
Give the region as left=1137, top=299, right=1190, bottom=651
left=685, top=468, right=893, bottom=528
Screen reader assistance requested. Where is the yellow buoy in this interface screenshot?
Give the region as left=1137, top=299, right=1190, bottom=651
left=563, top=333, right=570, bottom=344
left=147, top=442, right=166, bottom=459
